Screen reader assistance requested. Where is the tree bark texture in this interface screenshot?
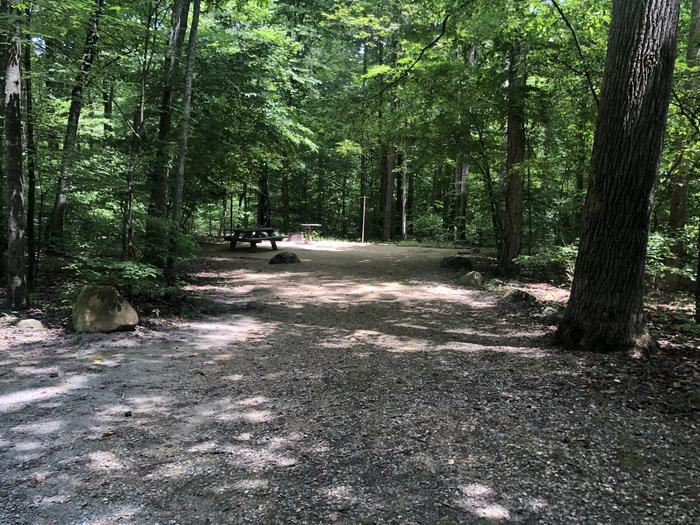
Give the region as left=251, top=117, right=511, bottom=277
left=47, top=0, right=105, bottom=250
left=557, top=0, right=681, bottom=352
left=498, top=42, right=526, bottom=275
left=4, top=5, right=25, bottom=309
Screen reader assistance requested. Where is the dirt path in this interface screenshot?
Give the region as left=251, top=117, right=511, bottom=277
left=1, top=241, right=697, bottom=524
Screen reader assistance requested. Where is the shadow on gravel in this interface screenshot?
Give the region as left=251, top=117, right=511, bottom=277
left=0, top=244, right=697, bottom=524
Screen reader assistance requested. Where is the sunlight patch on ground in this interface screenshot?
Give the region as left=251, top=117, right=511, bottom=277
left=79, top=505, right=141, bottom=525
left=88, top=450, right=127, bottom=471
left=222, top=444, right=297, bottom=471
left=453, top=483, right=511, bottom=520
left=177, top=316, right=277, bottom=350
left=436, top=341, right=547, bottom=357
left=12, top=419, right=64, bottom=435
left=0, top=374, right=90, bottom=413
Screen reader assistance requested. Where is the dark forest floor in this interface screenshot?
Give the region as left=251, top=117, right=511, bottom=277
left=0, top=241, right=698, bottom=524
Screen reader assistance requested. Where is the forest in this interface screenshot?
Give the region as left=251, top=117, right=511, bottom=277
left=1, top=1, right=699, bottom=523
left=1, top=0, right=699, bottom=338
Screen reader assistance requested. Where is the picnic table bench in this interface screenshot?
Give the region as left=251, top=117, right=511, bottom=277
left=224, top=227, right=284, bottom=250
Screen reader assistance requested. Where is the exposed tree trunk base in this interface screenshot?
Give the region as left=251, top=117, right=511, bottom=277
left=555, top=317, right=656, bottom=355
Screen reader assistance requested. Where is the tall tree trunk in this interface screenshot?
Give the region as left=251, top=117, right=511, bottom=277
left=696, top=225, right=700, bottom=322
left=498, top=41, right=526, bottom=275
left=123, top=0, right=158, bottom=260
left=258, top=172, right=271, bottom=227
left=145, top=0, right=190, bottom=266
left=46, top=0, right=105, bottom=251
left=557, top=0, right=681, bottom=353
left=431, top=163, right=440, bottom=214
left=455, top=161, right=468, bottom=241
left=102, top=80, right=113, bottom=137
left=667, top=0, right=699, bottom=289
left=166, top=0, right=199, bottom=283
left=383, top=145, right=395, bottom=241
left=400, top=152, right=408, bottom=240
left=0, top=0, right=9, bottom=278
left=4, top=4, right=25, bottom=309
left=23, top=10, right=37, bottom=291
left=407, top=167, right=415, bottom=236
left=282, top=151, right=290, bottom=233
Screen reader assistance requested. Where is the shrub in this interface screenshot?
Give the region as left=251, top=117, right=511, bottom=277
left=411, top=213, right=448, bottom=241
left=514, top=245, right=577, bottom=284
left=59, top=256, right=179, bottom=310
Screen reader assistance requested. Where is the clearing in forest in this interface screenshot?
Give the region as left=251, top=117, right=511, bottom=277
left=0, top=242, right=697, bottom=524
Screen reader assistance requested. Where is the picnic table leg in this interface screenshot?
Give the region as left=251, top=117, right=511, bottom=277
left=230, top=232, right=239, bottom=250
left=270, top=239, right=278, bottom=250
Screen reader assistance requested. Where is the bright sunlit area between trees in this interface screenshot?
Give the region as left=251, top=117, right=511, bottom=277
left=0, top=0, right=698, bottom=523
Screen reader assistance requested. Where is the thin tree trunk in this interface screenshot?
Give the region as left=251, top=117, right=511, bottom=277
left=4, top=4, right=25, bottom=309
left=46, top=0, right=105, bottom=251
left=0, top=0, right=9, bottom=277
left=166, top=0, right=200, bottom=283
left=123, top=1, right=157, bottom=260
left=557, top=0, right=681, bottom=353
left=667, top=0, right=699, bottom=289
left=102, top=79, right=113, bottom=137
left=23, top=10, right=37, bottom=291
left=383, top=145, right=395, bottom=241
left=258, top=172, right=271, bottom=227
left=456, top=162, right=468, bottom=241
left=400, top=153, right=408, bottom=240
left=145, top=0, right=190, bottom=265
left=696, top=224, right=700, bottom=322
left=498, top=41, right=526, bottom=275
left=282, top=151, right=290, bottom=233
left=407, top=168, right=415, bottom=236
left=431, top=163, right=440, bottom=214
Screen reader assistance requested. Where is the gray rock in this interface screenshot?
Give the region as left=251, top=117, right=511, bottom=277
left=459, top=271, right=485, bottom=289
left=269, top=251, right=300, bottom=264
left=14, top=319, right=44, bottom=330
left=542, top=306, right=559, bottom=317
left=441, top=256, right=473, bottom=271
left=73, top=285, right=138, bottom=333
left=504, top=289, right=538, bottom=303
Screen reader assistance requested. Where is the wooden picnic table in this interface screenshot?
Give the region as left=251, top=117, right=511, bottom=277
left=224, top=227, right=284, bottom=250
left=300, top=223, right=322, bottom=243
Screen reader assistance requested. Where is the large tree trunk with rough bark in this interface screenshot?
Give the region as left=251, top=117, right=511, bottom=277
left=557, top=0, right=681, bottom=353
left=498, top=42, right=526, bottom=275
left=46, top=0, right=104, bottom=251
left=4, top=4, right=25, bottom=309
left=145, top=0, right=190, bottom=266
left=166, top=0, right=200, bottom=284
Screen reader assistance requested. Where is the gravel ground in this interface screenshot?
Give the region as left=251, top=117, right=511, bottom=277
left=0, top=241, right=698, bottom=524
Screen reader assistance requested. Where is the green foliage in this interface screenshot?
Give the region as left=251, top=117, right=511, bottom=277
left=411, top=213, right=448, bottom=241
left=515, top=245, right=578, bottom=284
left=59, top=256, right=180, bottom=311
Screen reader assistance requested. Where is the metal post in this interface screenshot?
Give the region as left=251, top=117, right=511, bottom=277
left=360, top=195, right=367, bottom=243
